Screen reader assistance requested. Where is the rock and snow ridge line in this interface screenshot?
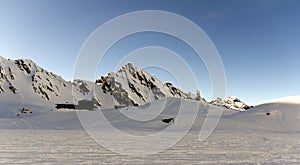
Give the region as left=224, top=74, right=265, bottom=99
left=210, top=96, right=251, bottom=111
left=95, top=63, right=207, bottom=107
left=0, top=55, right=111, bottom=110
left=0, top=55, right=249, bottom=111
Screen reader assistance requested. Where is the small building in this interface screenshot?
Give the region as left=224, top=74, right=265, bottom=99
left=55, top=98, right=100, bottom=110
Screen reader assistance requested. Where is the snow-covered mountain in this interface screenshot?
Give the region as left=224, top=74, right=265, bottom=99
left=0, top=56, right=201, bottom=114
left=95, top=63, right=193, bottom=106
left=210, top=96, right=250, bottom=111
left=0, top=56, right=116, bottom=112
left=0, top=56, right=67, bottom=100
left=1, top=56, right=251, bottom=114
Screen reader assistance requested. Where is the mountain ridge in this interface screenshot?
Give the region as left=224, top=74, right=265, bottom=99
left=0, top=55, right=249, bottom=113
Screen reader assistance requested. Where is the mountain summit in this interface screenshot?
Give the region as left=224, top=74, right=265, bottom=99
left=96, top=63, right=191, bottom=106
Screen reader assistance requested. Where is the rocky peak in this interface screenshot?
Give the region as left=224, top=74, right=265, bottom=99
left=210, top=96, right=250, bottom=111
left=0, top=56, right=68, bottom=100
left=96, top=63, right=192, bottom=106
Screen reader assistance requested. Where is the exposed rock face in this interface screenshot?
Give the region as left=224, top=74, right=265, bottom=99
left=223, top=96, right=250, bottom=110
left=0, top=56, right=114, bottom=110
left=210, top=96, right=250, bottom=111
left=0, top=57, right=66, bottom=99
left=96, top=63, right=190, bottom=106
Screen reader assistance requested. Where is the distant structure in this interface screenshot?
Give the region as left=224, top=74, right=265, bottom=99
left=55, top=98, right=100, bottom=110
left=187, top=92, right=192, bottom=99
left=195, top=90, right=201, bottom=101
left=55, top=104, right=76, bottom=109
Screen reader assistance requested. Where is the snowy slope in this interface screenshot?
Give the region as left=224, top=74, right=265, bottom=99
left=262, top=95, right=300, bottom=104
left=221, top=97, right=300, bottom=133
left=1, top=96, right=299, bottom=133
left=0, top=97, right=298, bottom=164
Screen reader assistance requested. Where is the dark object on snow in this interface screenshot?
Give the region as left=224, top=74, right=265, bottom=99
left=266, top=112, right=271, bottom=116
left=56, top=99, right=100, bottom=110
left=76, top=99, right=98, bottom=110
left=21, top=108, right=32, bottom=114
left=162, top=118, right=174, bottom=123
left=114, top=105, right=128, bottom=109
left=55, top=104, right=76, bottom=109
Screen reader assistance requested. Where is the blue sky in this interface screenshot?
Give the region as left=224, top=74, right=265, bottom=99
left=0, top=0, right=299, bottom=105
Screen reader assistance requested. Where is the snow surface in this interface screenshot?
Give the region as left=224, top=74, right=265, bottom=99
left=0, top=97, right=299, bottom=163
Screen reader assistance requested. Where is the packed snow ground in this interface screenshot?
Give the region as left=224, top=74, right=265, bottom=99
left=0, top=129, right=298, bottom=164
left=0, top=97, right=299, bottom=164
